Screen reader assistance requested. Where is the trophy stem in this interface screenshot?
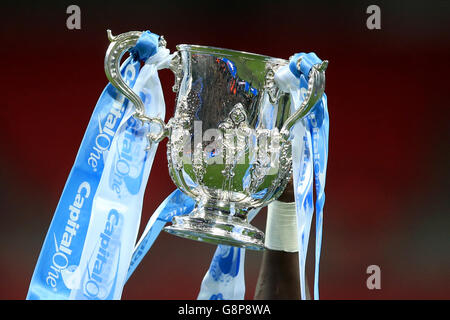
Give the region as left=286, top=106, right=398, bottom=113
left=163, top=206, right=265, bottom=250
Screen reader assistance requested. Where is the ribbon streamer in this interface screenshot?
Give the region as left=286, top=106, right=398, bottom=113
left=197, top=209, right=261, bottom=300
left=286, top=53, right=329, bottom=300
left=27, top=31, right=171, bottom=300
left=126, top=189, right=195, bottom=282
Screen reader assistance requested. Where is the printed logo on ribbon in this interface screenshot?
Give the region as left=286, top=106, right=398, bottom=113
left=109, top=116, right=148, bottom=196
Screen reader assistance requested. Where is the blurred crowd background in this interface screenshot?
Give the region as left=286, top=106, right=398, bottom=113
left=0, top=0, right=449, bottom=299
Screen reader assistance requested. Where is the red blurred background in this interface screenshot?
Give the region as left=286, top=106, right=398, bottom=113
left=0, top=0, right=449, bottom=299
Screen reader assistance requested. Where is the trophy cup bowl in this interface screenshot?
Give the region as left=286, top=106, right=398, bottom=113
left=104, top=31, right=327, bottom=250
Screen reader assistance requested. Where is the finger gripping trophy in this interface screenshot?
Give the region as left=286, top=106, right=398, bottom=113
left=105, top=30, right=327, bottom=250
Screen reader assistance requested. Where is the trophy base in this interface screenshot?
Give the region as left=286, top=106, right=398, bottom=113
left=163, top=210, right=265, bottom=250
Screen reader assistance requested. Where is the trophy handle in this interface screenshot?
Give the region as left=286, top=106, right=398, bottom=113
left=104, top=30, right=169, bottom=143
left=280, top=59, right=328, bottom=138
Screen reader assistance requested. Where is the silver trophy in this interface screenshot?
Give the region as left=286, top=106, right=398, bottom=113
left=105, top=31, right=327, bottom=250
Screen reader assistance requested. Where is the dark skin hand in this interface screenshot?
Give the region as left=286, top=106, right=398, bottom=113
left=254, top=178, right=311, bottom=300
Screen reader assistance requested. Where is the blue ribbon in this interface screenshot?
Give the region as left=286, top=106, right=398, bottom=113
left=291, top=52, right=329, bottom=300
left=129, top=31, right=159, bottom=62
left=126, top=189, right=195, bottom=281
left=27, top=31, right=161, bottom=300
left=197, top=209, right=261, bottom=300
